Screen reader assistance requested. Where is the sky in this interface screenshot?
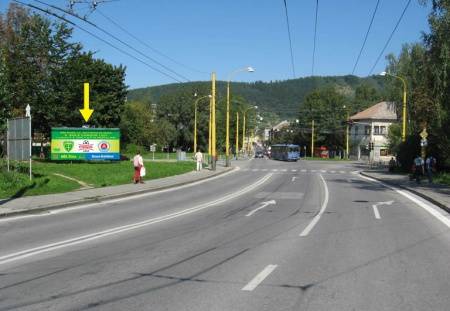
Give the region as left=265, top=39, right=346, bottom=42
left=0, top=0, right=431, bottom=89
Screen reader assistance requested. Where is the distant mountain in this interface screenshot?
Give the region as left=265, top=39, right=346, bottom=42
left=127, top=75, right=386, bottom=119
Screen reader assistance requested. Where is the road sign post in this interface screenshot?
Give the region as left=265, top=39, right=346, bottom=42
left=150, top=144, right=156, bottom=161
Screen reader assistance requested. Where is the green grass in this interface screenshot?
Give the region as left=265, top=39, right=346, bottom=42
left=0, top=159, right=195, bottom=199
left=434, top=172, right=450, bottom=186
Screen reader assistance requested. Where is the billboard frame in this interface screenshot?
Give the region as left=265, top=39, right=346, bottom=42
left=50, top=127, right=121, bottom=161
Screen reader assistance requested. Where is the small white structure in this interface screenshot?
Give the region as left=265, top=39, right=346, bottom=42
left=349, top=101, right=397, bottom=163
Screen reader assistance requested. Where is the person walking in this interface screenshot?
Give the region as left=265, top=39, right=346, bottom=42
left=389, top=157, right=396, bottom=173
left=133, top=151, right=145, bottom=184
left=425, top=155, right=436, bottom=183
left=413, top=155, right=424, bottom=184
left=194, top=149, right=203, bottom=171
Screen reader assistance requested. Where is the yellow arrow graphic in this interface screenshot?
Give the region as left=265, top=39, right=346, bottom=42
left=80, top=82, right=94, bottom=122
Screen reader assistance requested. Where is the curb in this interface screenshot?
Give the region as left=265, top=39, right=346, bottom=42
left=0, top=167, right=235, bottom=219
left=360, top=171, right=450, bottom=214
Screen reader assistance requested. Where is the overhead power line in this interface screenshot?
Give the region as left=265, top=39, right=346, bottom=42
left=14, top=0, right=184, bottom=83
left=368, top=0, right=412, bottom=75
left=282, top=0, right=296, bottom=78
left=311, top=0, right=319, bottom=76
left=352, top=0, right=380, bottom=75
left=34, top=0, right=191, bottom=82
left=95, top=8, right=208, bottom=76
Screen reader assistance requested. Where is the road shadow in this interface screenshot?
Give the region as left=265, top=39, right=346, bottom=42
left=0, top=178, right=49, bottom=206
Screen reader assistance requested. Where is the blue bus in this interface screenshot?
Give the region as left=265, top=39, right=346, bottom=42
left=270, top=144, right=300, bottom=161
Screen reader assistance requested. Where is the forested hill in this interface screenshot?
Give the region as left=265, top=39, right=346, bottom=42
left=127, top=75, right=386, bottom=118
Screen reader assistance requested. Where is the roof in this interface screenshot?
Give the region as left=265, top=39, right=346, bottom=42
left=272, top=120, right=290, bottom=131
left=350, top=101, right=398, bottom=121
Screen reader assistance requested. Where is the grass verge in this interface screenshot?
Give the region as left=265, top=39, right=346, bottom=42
left=434, top=172, right=450, bottom=186
left=0, top=159, right=195, bottom=199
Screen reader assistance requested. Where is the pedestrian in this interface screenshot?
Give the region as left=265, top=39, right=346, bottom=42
left=425, top=155, right=437, bottom=183
left=413, top=155, right=424, bottom=184
left=389, top=157, right=396, bottom=173
left=194, top=149, right=203, bottom=171
left=133, top=151, right=145, bottom=184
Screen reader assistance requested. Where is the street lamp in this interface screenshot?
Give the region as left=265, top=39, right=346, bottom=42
left=226, top=66, right=255, bottom=166
left=193, top=93, right=212, bottom=154
left=380, top=71, right=407, bottom=142
left=242, top=105, right=257, bottom=155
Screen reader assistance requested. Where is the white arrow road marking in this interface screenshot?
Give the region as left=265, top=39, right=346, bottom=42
left=0, top=174, right=273, bottom=266
left=246, top=200, right=277, bottom=217
left=300, top=174, right=329, bottom=237
left=360, top=174, right=450, bottom=229
left=372, top=201, right=394, bottom=219
left=242, top=265, right=278, bottom=291
left=372, top=205, right=381, bottom=219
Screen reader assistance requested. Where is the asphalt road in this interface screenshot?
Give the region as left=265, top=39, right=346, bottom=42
left=0, top=158, right=449, bottom=310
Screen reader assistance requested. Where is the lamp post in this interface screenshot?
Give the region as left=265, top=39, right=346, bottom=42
left=380, top=71, right=407, bottom=142
left=193, top=94, right=212, bottom=154
left=311, top=119, right=315, bottom=158
left=226, top=66, right=254, bottom=166
left=242, top=105, right=257, bottom=156
left=211, top=72, right=217, bottom=170
left=235, top=112, right=239, bottom=159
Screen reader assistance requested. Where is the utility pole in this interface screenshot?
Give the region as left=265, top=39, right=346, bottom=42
left=235, top=112, right=239, bottom=159
left=311, top=119, right=315, bottom=158
left=211, top=72, right=216, bottom=170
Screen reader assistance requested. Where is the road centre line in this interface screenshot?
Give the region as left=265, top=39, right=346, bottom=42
left=372, top=205, right=381, bottom=219
left=359, top=174, right=450, bottom=229
left=242, top=264, right=278, bottom=291
left=0, top=174, right=273, bottom=266
left=300, top=174, right=329, bottom=237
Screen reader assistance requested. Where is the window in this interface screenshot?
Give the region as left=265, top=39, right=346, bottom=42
left=374, top=126, right=380, bottom=135
left=380, top=126, right=387, bottom=135
left=364, top=126, right=371, bottom=135
left=380, top=149, right=390, bottom=156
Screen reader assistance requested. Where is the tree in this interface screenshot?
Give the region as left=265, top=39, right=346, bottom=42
left=120, top=100, right=157, bottom=148
left=0, top=3, right=127, bottom=142
left=297, top=87, right=349, bottom=152
left=353, top=82, right=382, bottom=113
left=422, top=0, right=450, bottom=165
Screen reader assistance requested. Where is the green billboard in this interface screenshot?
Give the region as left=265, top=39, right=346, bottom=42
left=51, top=128, right=120, bottom=160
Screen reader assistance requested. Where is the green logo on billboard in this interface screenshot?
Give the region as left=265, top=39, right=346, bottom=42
left=63, top=141, right=74, bottom=152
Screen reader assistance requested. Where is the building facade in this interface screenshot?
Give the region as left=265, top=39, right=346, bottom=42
left=349, top=101, right=398, bottom=163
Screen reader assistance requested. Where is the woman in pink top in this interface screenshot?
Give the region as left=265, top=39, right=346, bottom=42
left=133, top=151, right=144, bottom=183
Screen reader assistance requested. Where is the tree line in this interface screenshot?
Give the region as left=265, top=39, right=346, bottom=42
left=0, top=4, right=126, bottom=140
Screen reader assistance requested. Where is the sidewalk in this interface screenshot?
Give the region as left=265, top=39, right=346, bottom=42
left=0, top=165, right=233, bottom=218
left=361, top=169, right=450, bottom=213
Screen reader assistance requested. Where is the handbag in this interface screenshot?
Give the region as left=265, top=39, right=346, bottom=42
left=140, top=167, right=146, bottom=177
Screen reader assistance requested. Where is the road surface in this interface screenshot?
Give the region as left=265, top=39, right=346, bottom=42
left=0, top=159, right=449, bottom=310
